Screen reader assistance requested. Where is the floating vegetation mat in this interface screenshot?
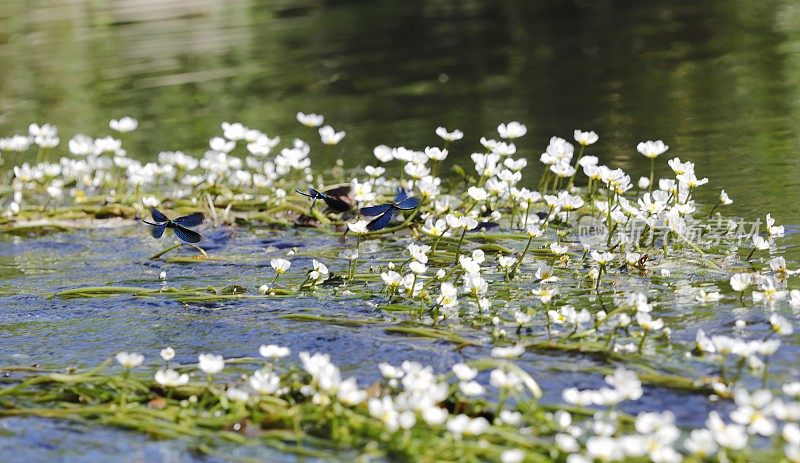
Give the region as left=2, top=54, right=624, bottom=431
left=1, top=119, right=799, bottom=461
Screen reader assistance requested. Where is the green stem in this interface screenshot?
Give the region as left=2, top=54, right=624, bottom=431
left=149, top=243, right=181, bottom=260
left=566, top=145, right=585, bottom=189
left=452, top=228, right=467, bottom=265
left=509, top=236, right=533, bottom=280
left=638, top=330, right=648, bottom=353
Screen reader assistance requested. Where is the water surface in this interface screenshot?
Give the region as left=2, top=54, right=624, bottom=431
left=1, top=0, right=800, bottom=461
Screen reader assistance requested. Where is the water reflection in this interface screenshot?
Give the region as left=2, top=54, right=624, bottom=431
left=2, top=0, right=800, bottom=224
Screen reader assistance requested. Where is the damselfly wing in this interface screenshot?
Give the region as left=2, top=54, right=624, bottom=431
left=395, top=196, right=420, bottom=210
left=172, top=225, right=203, bottom=243
left=150, top=223, right=166, bottom=239
left=296, top=186, right=353, bottom=213
left=320, top=185, right=354, bottom=213
left=150, top=207, right=169, bottom=223
left=173, top=212, right=204, bottom=227
left=367, top=209, right=395, bottom=231
left=394, top=188, right=408, bottom=203
left=359, top=204, right=394, bottom=216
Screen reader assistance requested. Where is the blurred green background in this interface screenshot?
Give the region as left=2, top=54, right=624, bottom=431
left=1, top=0, right=799, bottom=221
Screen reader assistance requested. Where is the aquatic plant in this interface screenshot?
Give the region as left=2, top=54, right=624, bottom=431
left=1, top=114, right=798, bottom=461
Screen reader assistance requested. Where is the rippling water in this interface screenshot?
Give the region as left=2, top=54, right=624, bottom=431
left=2, top=0, right=800, bottom=461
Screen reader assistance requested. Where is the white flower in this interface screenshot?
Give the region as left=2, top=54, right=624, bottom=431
left=636, top=140, right=669, bottom=159
left=435, top=127, right=464, bottom=142
left=498, top=255, right=516, bottom=270
left=221, top=122, right=248, bottom=140
left=160, top=347, right=175, bottom=362
left=490, top=369, right=523, bottom=391
left=115, top=352, right=144, bottom=369
left=437, top=282, right=458, bottom=308
left=95, top=136, right=122, bottom=153
left=159, top=271, right=167, bottom=281
left=337, top=377, right=367, bottom=405
left=425, top=146, right=448, bottom=161
left=766, top=213, right=785, bottom=237
left=790, top=291, right=800, bottom=311
left=154, top=368, right=189, bottom=387
left=407, top=243, right=431, bottom=263
left=500, top=449, right=524, bottom=463
left=752, top=277, right=786, bottom=303
left=636, top=312, right=664, bottom=331
left=498, top=121, right=527, bottom=139
left=378, top=363, right=403, bottom=382
left=422, top=407, right=449, bottom=426
left=409, top=260, right=427, bottom=275
left=310, top=259, right=330, bottom=282
left=109, top=116, right=138, bottom=133
left=550, top=242, right=568, bottom=255
left=29, top=123, right=57, bottom=140
left=404, top=162, right=430, bottom=180
left=752, top=235, right=770, bottom=250
left=209, top=136, right=235, bottom=153
left=296, top=112, right=324, bottom=127
left=527, top=224, right=543, bottom=237
left=227, top=387, right=250, bottom=402
left=785, top=423, right=800, bottom=444
left=491, top=344, right=524, bottom=358
left=770, top=256, right=791, bottom=274
left=574, top=129, right=598, bottom=146
left=720, top=190, right=733, bottom=205
left=498, top=410, right=522, bottom=426
left=198, top=353, right=224, bottom=375
left=447, top=414, right=490, bottom=438
left=586, top=436, right=623, bottom=461
left=770, top=314, right=793, bottom=335
left=685, top=429, right=718, bottom=456
left=452, top=363, right=477, bottom=381
left=555, top=433, right=580, bottom=452
left=271, top=258, right=291, bottom=274
left=707, top=411, right=748, bottom=450
left=695, top=289, right=722, bottom=303
left=341, top=249, right=359, bottom=261
left=459, top=380, right=485, bottom=396
left=373, top=145, right=394, bottom=162
left=365, top=165, right=386, bottom=177
left=347, top=220, right=369, bottom=235
left=369, top=396, right=403, bottom=431
left=463, top=272, right=487, bottom=296
left=591, top=251, right=613, bottom=265
left=259, top=344, right=291, bottom=359
left=258, top=284, right=270, bottom=295
left=250, top=369, right=281, bottom=395
left=532, top=286, right=558, bottom=304
left=730, top=389, right=776, bottom=436
left=549, top=305, right=590, bottom=327
left=730, top=273, right=752, bottom=292
left=319, top=125, right=346, bottom=145
left=467, top=186, right=488, bottom=202
left=381, top=270, right=402, bottom=288
left=623, top=293, right=651, bottom=313
left=68, top=134, right=95, bottom=156
left=0, top=134, right=31, bottom=152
